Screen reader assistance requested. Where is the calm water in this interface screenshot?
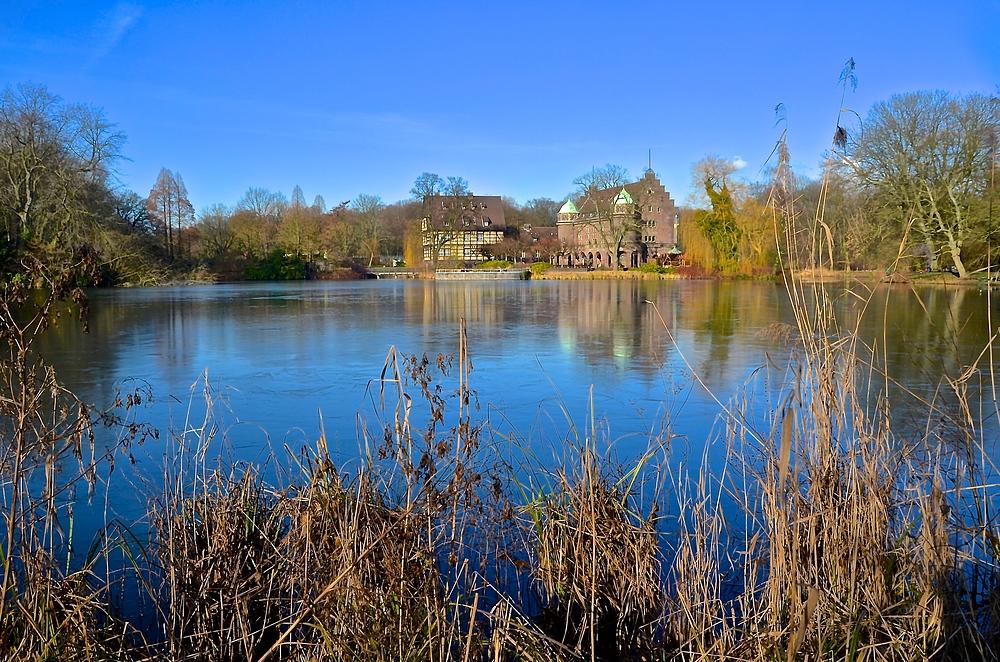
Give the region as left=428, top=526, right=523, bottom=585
left=39, top=280, right=789, bottom=454
left=33, top=279, right=1000, bottom=521
left=35, top=279, right=997, bottom=448
left=8, top=277, right=995, bottom=630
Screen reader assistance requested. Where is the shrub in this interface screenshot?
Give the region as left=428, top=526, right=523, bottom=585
left=530, top=261, right=553, bottom=274
left=244, top=250, right=307, bottom=280
left=638, top=262, right=675, bottom=275
left=476, top=260, right=511, bottom=269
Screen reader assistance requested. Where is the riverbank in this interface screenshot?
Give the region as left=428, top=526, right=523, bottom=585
left=532, top=267, right=683, bottom=280
left=783, top=266, right=1000, bottom=289
left=121, top=260, right=1000, bottom=288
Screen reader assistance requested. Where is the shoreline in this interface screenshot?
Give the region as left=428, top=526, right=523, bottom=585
left=118, top=266, right=998, bottom=288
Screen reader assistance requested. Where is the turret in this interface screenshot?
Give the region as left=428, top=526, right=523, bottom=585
left=557, top=198, right=579, bottom=223
left=612, top=187, right=633, bottom=215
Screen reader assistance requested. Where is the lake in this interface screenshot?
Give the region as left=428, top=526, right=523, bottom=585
left=5, top=272, right=996, bottom=634
left=30, top=279, right=1000, bottom=524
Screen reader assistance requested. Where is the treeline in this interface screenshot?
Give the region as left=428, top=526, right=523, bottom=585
left=185, top=186, right=422, bottom=274
left=0, top=83, right=165, bottom=284
left=4, top=81, right=999, bottom=283
left=682, top=88, right=1000, bottom=278
left=184, top=180, right=559, bottom=276
left=0, top=83, right=561, bottom=283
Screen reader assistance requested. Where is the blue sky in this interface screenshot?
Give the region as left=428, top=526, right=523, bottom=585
left=2, top=1, right=998, bottom=213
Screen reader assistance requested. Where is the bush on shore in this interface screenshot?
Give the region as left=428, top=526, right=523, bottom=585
left=475, top=259, right=512, bottom=269
left=244, top=250, right=308, bottom=280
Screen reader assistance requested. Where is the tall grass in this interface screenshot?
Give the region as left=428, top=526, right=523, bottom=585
left=0, top=258, right=154, bottom=660
left=144, top=322, right=503, bottom=661
left=1, top=247, right=999, bottom=662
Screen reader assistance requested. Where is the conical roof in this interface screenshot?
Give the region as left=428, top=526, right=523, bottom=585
left=613, top=187, right=633, bottom=205
left=558, top=198, right=579, bottom=215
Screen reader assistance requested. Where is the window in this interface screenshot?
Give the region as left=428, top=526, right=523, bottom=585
left=649, top=206, right=653, bottom=212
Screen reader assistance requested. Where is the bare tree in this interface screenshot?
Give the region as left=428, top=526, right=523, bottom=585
left=573, top=164, right=628, bottom=194
left=410, top=173, right=474, bottom=268
left=112, top=190, right=152, bottom=234
left=421, top=176, right=475, bottom=268
left=353, top=193, right=385, bottom=267
left=848, top=91, right=1000, bottom=276
left=0, top=83, right=125, bottom=255
left=444, top=176, right=469, bottom=198
left=237, top=186, right=288, bottom=221
left=233, top=187, right=288, bottom=256
left=311, top=194, right=326, bottom=214
left=147, top=168, right=194, bottom=260
left=524, top=198, right=560, bottom=226
left=196, top=203, right=235, bottom=258
left=687, top=156, right=743, bottom=207
left=410, top=172, right=444, bottom=201
left=322, top=204, right=358, bottom=260
left=278, top=186, right=322, bottom=258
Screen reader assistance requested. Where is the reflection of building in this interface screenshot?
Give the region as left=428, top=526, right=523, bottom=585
left=555, top=170, right=680, bottom=268
left=420, top=195, right=506, bottom=263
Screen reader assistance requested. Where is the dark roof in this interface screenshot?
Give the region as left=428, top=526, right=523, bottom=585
left=575, top=171, right=671, bottom=214
left=528, top=226, right=559, bottom=239
left=424, top=195, right=506, bottom=231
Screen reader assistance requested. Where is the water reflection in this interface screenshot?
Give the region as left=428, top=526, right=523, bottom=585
left=33, top=280, right=999, bottom=461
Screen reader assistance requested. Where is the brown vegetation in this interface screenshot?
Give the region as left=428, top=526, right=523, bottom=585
left=2, top=252, right=1000, bottom=661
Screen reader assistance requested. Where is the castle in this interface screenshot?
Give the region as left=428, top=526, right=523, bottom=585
left=555, top=170, right=680, bottom=268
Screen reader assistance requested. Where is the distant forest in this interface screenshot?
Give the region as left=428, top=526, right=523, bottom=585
left=2, top=80, right=998, bottom=283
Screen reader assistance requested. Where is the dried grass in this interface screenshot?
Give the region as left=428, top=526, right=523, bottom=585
left=2, top=246, right=1000, bottom=662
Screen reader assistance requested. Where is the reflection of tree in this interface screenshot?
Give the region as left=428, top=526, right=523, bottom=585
left=522, top=280, right=789, bottom=383
left=846, top=284, right=995, bottom=438
left=34, top=282, right=997, bottom=452
left=676, top=282, right=784, bottom=384
left=408, top=282, right=511, bottom=335
left=37, top=292, right=211, bottom=403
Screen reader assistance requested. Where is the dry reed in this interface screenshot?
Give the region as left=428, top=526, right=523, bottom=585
left=2, top=232, right=999, bottom=662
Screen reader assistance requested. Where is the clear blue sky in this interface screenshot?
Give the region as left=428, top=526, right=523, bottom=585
left=2, top=1, right=998, bottom=213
